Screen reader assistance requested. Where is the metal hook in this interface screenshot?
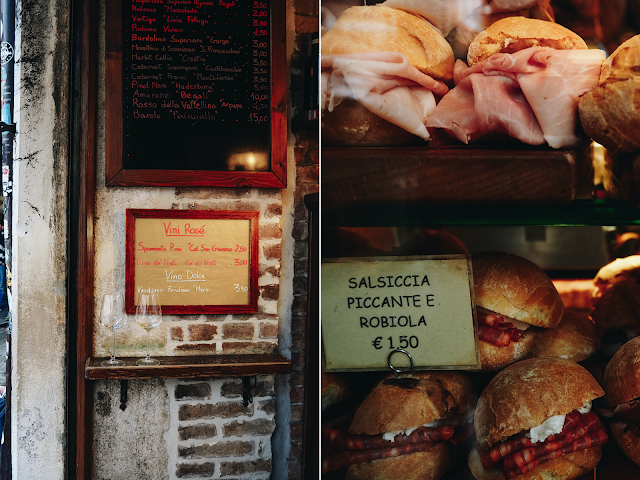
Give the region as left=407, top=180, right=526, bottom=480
left=387, top=349, right=415, bottom=377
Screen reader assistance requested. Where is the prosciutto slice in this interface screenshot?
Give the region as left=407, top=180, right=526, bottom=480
left=321, top=52, right=449, bottom=141
left=477, top=410, right=608, bottom=479
left=426, top=47, right=606, bottom=148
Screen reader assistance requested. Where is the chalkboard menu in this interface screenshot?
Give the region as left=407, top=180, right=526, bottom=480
left=125, top=209, right=259, bottom=314
left=105, top=0, right=286, bottom=187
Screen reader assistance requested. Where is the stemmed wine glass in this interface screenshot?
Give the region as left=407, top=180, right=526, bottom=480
left=99, top=293, right=127, bottom=367
left=135, top=293, right=163, bottom=366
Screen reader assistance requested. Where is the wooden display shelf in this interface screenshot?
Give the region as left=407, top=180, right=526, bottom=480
left=85, top=351, right=291, bottom=380
left=322, top=146, right=592, bottom=206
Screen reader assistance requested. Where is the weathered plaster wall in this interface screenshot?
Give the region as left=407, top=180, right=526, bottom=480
left=12, top=0, right=69, bottom=477
left=92, top=0, right=297, bottom=478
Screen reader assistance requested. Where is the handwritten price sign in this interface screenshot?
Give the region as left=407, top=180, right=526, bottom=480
left=322, top=256, right=480, bottom=371
left=125, top=209, right=259, bottom=314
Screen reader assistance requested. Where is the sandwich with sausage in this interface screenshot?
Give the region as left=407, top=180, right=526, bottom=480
left=469, top=357, right=608, bottom=480
left=472, top=252, right=564, bottom=371
left=322, top=370, right=476, bottom=479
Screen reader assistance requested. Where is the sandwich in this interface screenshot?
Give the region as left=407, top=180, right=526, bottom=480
left=591, top=255, right=640, bottom=307
left=322, top=371, right=475, bottom=479
left=600, top=336, right=640, bottom=466
left=525, top=309, right=600, bottom=363
left=426, top=16, right=605, bottom=149
left=469, top=357, right=607, bottom=480
left=472, top=252, right=564, bottom=371
left=321, top=5, right=454, bottom=146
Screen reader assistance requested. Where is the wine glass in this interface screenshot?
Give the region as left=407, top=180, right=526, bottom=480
left=99, top=293, right=127, bottom=367
left=135, top=293, right=163, bottom=366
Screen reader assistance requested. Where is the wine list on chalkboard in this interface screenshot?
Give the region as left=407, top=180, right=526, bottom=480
left=120, top=0, right=273, bottom=171
left=125, top=209, right=259, bottom=314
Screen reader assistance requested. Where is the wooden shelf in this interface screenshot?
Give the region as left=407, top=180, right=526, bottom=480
left=85, top=351, right=291, bottom=380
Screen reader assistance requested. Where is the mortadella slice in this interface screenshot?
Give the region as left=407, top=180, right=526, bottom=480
left=322, top=52, right=449, bottom=141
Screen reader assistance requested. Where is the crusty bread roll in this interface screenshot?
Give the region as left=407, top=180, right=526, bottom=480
left=602, top=337, right=640, bottom=466
left=526, top=309, right=600, bottom=362
left=346, top=442, right=453, bottom=480
left=467, top=16, right=588, bottom=66
left=321, top=372, right=352, bottom=412
left=321, top=5, right=455, bottom=81
left=468, top=444, right=602, bottom=480
left=322, top=98, right=425, bottom=147
left=345, top=371, right=474, bottom=480
left=348, top=371, right=475, bottom=435
left=477, top=328, right=535, bottom=372
left=599, top=35, right=640, bottom=85
left=592, top=255, right=640, bottom=306
left=475, top=357, right=604, bottom=449
left=610, top=421, right=640, bottom=467
left=578, top=35, right=640, bottom=153
left=473, top=252, right=564, bottom=329
left=603, top=336, right=640, bottom=406
left=592, top=282, right=640, bottom=336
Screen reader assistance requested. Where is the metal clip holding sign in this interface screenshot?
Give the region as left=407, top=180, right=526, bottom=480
left=383, top=349, right=420, bottom=389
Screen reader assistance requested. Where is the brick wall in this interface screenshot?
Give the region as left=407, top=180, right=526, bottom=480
left=169, top=377, right=276, bottom=478
left=288, top=0, right=319, bottom=475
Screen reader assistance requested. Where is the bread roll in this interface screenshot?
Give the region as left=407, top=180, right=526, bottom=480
left=473, top=252, right=564, bottom=328
left=603, top=336, right=640, bottom=406
left=474, top=357, right=604, bottom=449
left=467, top=16, right=588, bottom=66
left=321, top=5, right=455, bottom=81
left=526, top=309, right=600, bottom=362
left=348, top=371, right=475, bottom=435
left=578, top=35, right=640, bottom=153
left=322, top=98, right=425, bottom=147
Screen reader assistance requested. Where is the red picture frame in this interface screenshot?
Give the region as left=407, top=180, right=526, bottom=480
left=125, top=209, right=259, bottom=314
left=105, top=0, right=287, bottom=187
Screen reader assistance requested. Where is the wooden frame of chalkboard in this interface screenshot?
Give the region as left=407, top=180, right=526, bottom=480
left=125, top=209, right=259, bottom=314
left=105, top=0, right=287, bottom=187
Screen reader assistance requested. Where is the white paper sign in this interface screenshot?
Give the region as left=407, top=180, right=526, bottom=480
left=322, top=255, right=479, bottom=371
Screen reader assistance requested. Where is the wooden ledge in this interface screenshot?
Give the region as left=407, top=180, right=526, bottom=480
left=85, top=351, right=291, bottom=380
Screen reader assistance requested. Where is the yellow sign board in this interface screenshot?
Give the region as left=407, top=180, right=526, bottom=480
left=322, top=255, right=479, bottom=371
left=126, top=209, right=258, bottom=314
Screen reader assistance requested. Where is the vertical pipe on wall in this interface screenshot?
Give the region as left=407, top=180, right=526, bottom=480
left=0, top=0, right=14, bottom=477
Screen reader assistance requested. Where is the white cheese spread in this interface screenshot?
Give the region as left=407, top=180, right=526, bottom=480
left=382, top=408, right=475, bottom=443
left=526, top=402, right=592, bottom=443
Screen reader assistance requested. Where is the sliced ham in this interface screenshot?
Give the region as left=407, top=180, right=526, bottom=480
left=321, top=52, right=449, bottom=141
left=426, top=47, right=606, bottom=148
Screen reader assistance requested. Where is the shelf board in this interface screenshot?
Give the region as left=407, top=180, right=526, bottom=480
left=323, top=200, right=640, bottom=228
left=85, top=351, right=291, bottom=380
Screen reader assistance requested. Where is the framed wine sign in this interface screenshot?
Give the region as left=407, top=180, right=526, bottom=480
left=125, top=209, right=259, bottom=314
left=105, top=0, right=286, bottom=187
